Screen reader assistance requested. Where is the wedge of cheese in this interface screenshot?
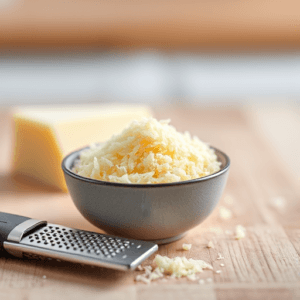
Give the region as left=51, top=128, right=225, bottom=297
left=13, top=104, right=152, bottom=191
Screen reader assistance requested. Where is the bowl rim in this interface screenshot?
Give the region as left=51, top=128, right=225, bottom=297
left=62, top=145, right=230, bottom=188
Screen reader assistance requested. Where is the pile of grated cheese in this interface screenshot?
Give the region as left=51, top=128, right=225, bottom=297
left=154, top=255, right=213, bottom=278
left=73, top=118, right=221, bottom=184
left=135, top=254, right=213, bottom=284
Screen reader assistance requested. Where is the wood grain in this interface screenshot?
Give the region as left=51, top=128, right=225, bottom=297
left=0, top=0, right=300, bottom=50
left=0, top=104, right=299, bottom=299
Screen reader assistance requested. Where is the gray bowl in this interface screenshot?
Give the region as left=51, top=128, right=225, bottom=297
left=62, top=147, right=230, bottom=244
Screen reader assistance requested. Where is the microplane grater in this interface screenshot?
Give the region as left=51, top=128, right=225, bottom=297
left=0, top=212, right=158, bottom=270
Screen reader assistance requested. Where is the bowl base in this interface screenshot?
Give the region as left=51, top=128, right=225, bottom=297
left=145, top=232, right=187, bottom=245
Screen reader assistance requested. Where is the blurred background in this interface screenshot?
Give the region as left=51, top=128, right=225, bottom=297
left=0, top=2, right=300, bottom=295
left=0, top=0, right=300, bottom=107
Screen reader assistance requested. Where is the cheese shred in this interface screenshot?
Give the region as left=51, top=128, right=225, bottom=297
left=135, top=254, right=213, bottom=284
left=235, top=225, right=246, bottom=240
left=73, top=118, right=221, bottom=184
left=154, top=255, right=213, bottom=278
left=182, top=243, right=192, bottom=251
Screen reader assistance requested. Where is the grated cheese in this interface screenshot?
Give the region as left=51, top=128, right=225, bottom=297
left=135, top=274, right=151, bottom=284
left=135, top=254, right=213, bottom=284
left=154, top=255, right=213, bottom=278
left=135, top=266, right=163, bottom=284
left=218, top=206, right=233, bottom=220
left=235, top=225, right=246, bottom=240
left=182, top=243, right=192, bottom=251
left=144, top=266, right=153, bottom=275
left=217, top=253, right=224, bottom=260
left=73, top=118, right=221, bottom=184
left=207, top=241, right=214, bottom=248
left=187, top=274, right=197, bottom=281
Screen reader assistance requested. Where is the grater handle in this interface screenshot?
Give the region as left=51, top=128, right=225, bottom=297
left=0, top=212, right=30, bottom=250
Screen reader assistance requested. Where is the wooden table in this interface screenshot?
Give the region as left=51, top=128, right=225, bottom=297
left=0, top=104, right=300, bottom=299
left=0, top=0, right=300, bottom=50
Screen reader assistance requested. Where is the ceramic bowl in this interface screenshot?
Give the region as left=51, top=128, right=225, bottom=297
left=62, top=147, right=230, bottom=244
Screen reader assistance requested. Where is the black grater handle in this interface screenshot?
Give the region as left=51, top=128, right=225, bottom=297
left=0, top=212, right=30, bottom=250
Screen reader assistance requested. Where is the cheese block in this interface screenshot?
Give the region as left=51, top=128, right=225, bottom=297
left=12, top=104, right=152, bottom=191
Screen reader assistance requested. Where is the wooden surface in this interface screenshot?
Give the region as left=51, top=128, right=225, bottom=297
left=0, top=0, right=300, bottom=50
left=0, top=104, right=300, bottom=299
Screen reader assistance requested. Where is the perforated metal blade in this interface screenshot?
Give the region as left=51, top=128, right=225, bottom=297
left=4, top=222, right=158, bottom=271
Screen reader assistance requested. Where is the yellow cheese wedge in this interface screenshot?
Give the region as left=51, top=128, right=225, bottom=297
left=13, top=104, right=152, bottom=191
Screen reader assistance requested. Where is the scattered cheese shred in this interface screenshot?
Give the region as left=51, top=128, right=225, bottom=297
left=135, top=274, right=151, bottom=284
left=187, top=274, right=197, bottom=281
left=182, top=243, right=192, bottom=251
left=135, top=266, right=163, bottom=284
left=207, top=241, right=214, bottom=248
left=73, top=118, right=221, bottom=184
left=154, top=255, right=213, bottom=278
left=217, top=253, right=224, bottom=260
left=144, top=266, right=152, bottom=274
left=149, top=268, right=164, bottom=280
left=219, top=206, right=233, bottom=220
left=269, top=196, right=286, bottom=211
left=235, top=225, right=246, bottom=240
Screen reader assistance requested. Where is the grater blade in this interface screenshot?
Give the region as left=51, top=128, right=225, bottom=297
left=3, top=222, right=158, bottom=271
